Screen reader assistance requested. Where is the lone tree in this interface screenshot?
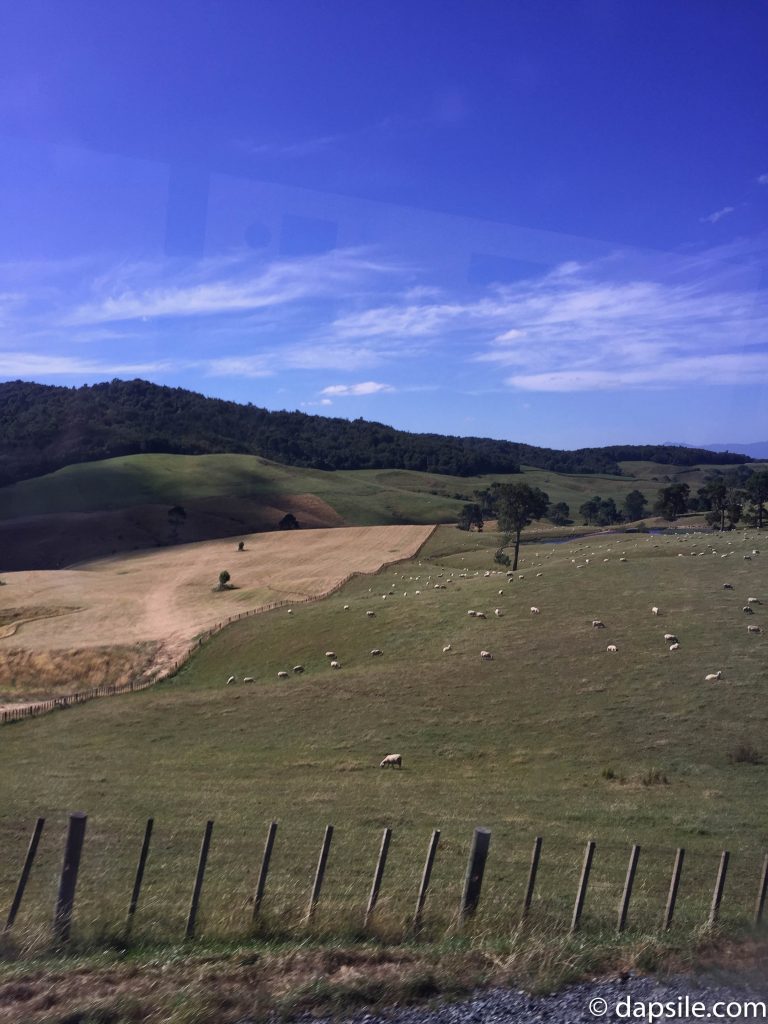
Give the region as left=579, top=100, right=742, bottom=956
left=457, top=503, right=484, bottom=531
left=278, top=513, right=300, bottom=530
left=548, top=501, right=571, bottom=526
left=237, top=540, right=245, bottom=551
left=495, top=482, right=549, bottom=570
left=217, top=570, right=231, bottom=591
left=623, top=489, right=647, bottom=522
left=654, top=483, right=689, bottom=522
left=745, top=470, right=768, bottom=529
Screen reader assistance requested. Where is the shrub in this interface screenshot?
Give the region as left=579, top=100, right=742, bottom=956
left=641, top=767, right=669, bottom=786
left=728, top=742, right=763, bottom=765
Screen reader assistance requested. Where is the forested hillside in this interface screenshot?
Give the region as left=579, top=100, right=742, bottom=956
left=0, top=379, right=750, bottom=486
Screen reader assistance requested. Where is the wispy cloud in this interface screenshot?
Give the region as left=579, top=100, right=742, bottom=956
left=236, top=134, right=342, bottom=158
left=700, top=206, right=735, bottom=225
left=0, top=352, right=174, bottom=377
left=757, top=173, right=768, bottom=185
left=321, top=381, right=393, bottom=396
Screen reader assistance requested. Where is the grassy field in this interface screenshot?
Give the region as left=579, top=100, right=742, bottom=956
left=2, top=451, right=763, bottom=525
left=1, top=523, right=766, bottom=971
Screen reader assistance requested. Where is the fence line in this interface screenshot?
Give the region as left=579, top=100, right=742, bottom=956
left=0, top=526, right=437, bottom=726
left=3, top=813, right=766, bottom=946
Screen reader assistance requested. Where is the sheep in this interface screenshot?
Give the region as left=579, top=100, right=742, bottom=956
left=592, top=620, right=606, bottom=629
left=669, top=643, right=680, bottom=651
left=324, top=651, right=336, bottom=658
left=343, top=604, right=350, bottom=610
left=619, top=557, right=627, bottom=562
left=277, top=671, right=289, bottom=679
left=498, top=589, right=504, bottom=596
left=370, top=648, right=383, bottom=657
left=747, top=597, right=762, bottom=604
left=651, top=606, right=659, bottom=615
left=480, top=650, right=493, bottom=660
left=494, top=608, right=503, bottom=617
left=330, top=660, right=341, bottom=668
left=743, top=606, right=755, bottom=615
left=226, top=675, right=237, bottom=685
left=606, top=644, right=618, bottom=653
left=287, top=609, right=293, bottom=614
left=747, top=625, right=761, bottom=634
left=744, top=555, right=752, bottom=561
left=474, top=611, right=487, bottom=619
left=705, top=671, right=722, bottom=682
left=380, top=754, right=402, bottom=768
left=292, top=665, right=304, bottom=674
left=530, top=606, right=540, bottom=614
left=442, top=644, right=452, bottom=653
left=366, top=610, right=376, bottom=617
left=663, top=633, right=678, bottom=642
left=722, top=584, right=734, bottom=590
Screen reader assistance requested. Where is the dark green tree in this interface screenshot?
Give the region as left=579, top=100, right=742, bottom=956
left=654, top=483, right=690, bottom=521
left=578, top=496, right=602, bottom=525
left=495, top=483, right=549, bottom=570
left=217, top=570, right=231, bottom=590
left=548, top=501, right=571, bottom=526
left=278, top=513, right=300, bottom=530
left=744, top=470, right=768, bottom=530
left=457, top=503, right=484, bottom=531
left=622, top=489, right=647, bottom=522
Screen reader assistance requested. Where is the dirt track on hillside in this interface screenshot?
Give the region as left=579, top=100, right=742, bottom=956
left=0, top=524, right=433, bottom=697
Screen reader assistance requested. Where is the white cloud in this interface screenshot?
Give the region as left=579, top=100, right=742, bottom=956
left=700, top=206, right=735, bottom=225
left=757, top=173, right=768, bottom=185
left=204, top=357, right=273, bottom=378
left=320, top=381, right=393, bottom=396
left=0, top=352, right=174, bottom=376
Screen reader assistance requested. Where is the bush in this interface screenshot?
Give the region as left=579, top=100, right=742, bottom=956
left=728, top=742, right=763, bottom=765
left=494, top=548, right=511, bottom=567
left=641, top=767, right=669, bottom=786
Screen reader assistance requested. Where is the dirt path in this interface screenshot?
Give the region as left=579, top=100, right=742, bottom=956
left=0, top=524, right=434, bottom=708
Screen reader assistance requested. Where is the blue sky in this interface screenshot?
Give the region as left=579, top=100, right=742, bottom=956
left=1, top=0, right=767, bottom=448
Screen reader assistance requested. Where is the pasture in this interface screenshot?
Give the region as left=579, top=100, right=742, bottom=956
left=0, top=524, right=433, bottom=697
left=1, top=524, right=766, bottom=965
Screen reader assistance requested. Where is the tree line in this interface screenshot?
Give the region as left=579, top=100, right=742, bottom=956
left=0, top=379, right=751, bottom=487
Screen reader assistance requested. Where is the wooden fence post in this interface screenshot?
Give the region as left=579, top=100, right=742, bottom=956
left=53, top=812, right=88, bottom=943
left=617, top=844, right=641, bottom=933
left=126, top=818, right=154, bottom=930
left=755, top=854, right=768, bottom=926
left=708, top=850, right=729, bottom=928
left=662, top=848, right=685, bottom=931
left=185, top=820, right=214, bottom=939
left=570, top=840, right=596, bottom=933
left=413, top=829, right=440, bottom=930
left=521, top=836, right=542, bottom=922
left=460, top=827, right=492, bottom=921
left=4, top=817, right=45, bottom=932
left=252, top=821, right=278, bottom=921
left=305, top=825, right=333, bottom=922
left=364, top=827, right=392, bottom=927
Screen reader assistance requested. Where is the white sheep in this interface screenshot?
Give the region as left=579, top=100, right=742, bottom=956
left=292, top=665, right=304, bottom=674
left=663, top=633, right=678, bottom=642
left=743, top=606, right=755, bottom=615
left=475, top=611, right=487, bottom=619
left=330, top=660, right=341, bottom=668
left=530, top=606, right=540, bottom=614
left=324, top=651, right=336, bottom=658
left=651, top=606, right=659, bottom=615
left=243, top=676, right=255, bottom=683
left=592, top=620, right=606, bottom=628
left=467, top=609, right=476, bottom=616
left=494, top=608, right=503, bottom=617
left=722, top=584, right=733, bottom=590
left=747, top=625, right=761, bottom=634
left=277, top=671, right=289, bottom=679
left=747, top=597, right=762, bottom=604
left=705, top=671, right=722, bottom=681
left=379, top=754, right=402, bottom=768
left=287, top=609, right=293, bottom=614
left=366, top=610, right=376, bottom=617
left=669, top=643, right=680, bottom=651
left=370, top=648, right=383, bottom=657
left=442, top=644, right=452, bottom=653
left=343, top=604, right=350, bottom=610
left=606, top=644, right=618, bottom=653
left=226, top=675, right=237, bottom=685
left=480, top=650, right=493, bottom=660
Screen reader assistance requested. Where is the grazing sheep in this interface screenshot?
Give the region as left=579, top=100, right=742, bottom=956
left=243, top=676, right=255, bottom=683
left=475, top=611, right=487, bottom=619
left=287, top=609, right=293, bottom=614
left=292, top=665, right=304, bottom=674
left=480, top=650, right=493, bottom=660
left=442, top=644, right=452, bottom=653
left=226, top=675, right=237, bottom=685
left=467, top=609, right=477, bottom=616
left=494, top=608, right=503, bottom=617
left=343, top=604, right=350, bottom=610
left=592, top=620, right=606, bottom=628
left=747, top=597, right=762, bottom=604
left=722, top=584, right=734, bottom=590
left=277, top=671, right=289, bottom=679
left=669, top=643, right=680, bottom=651
left=380, top=754, right=402, bottom=768
left=370, top=648, right=383, bottom=657
left=651, top=606, right=659, bottom=615
left=663, top=634, right=678, bottom=642
left=606, top=644, right=618, bottom=653
left=744, top=555, right=752, bottom=561
left=330, top=660, right=341, bottom=668
left=743, top=606, right=755, bottom=615
left=498, top=589, right=504, bottom=595
left=366, top=610, right=376, bottom=617
left=324, top=651, right=336, bottom=658
left=705, top=671, right=722, bottom=682
left=619, top=557, right=627, bottom=562
left=530, top=606, right=540, bottom=614
left=747, top=625, right=761, bottom=634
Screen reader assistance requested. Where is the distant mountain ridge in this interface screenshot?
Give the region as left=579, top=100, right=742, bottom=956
left=0, top=378, right=752, bottom=487
left=665, top=441, right=768, bottom=460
